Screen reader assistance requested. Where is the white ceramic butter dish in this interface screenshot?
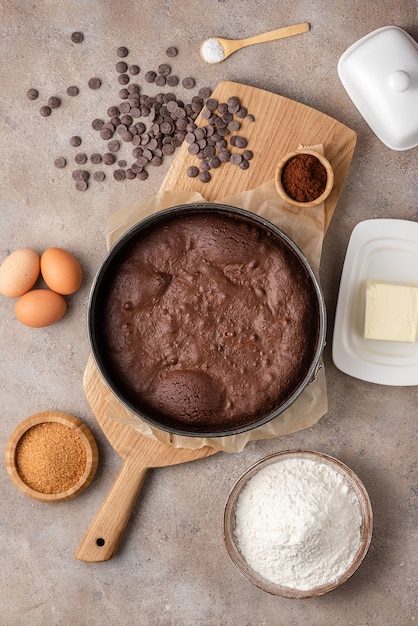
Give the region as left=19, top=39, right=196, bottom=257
left=338, top=26, right=418, bottom=150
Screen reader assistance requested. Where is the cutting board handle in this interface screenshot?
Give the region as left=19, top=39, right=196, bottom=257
left=74, top=457, right=148, bottom=562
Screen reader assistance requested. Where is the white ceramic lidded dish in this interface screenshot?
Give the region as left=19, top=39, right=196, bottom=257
left=338, top=26, right=418, bottom=150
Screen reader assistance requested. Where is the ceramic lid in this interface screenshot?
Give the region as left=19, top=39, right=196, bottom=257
left=338, top=26, right=418, bottom=150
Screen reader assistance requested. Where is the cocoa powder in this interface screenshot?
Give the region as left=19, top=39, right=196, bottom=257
left=281, top=153, right=327, bottom=202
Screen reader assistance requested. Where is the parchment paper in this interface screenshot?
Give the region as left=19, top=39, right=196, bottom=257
left=103, top=149, right=328, bottom=452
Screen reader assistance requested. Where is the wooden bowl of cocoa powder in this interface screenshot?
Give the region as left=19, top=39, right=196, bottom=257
left=5, top=411, right=98, bottom=502
left=275, top=149, right=334, bottom=208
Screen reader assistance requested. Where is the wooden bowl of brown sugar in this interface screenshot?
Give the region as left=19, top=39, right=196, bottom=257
left=275, top=149, right=334, bottom=208
left=5, top=411, right=98, bottom=502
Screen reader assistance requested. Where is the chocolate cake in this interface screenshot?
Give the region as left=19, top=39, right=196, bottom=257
left=95, top=207, right=322, bottom=435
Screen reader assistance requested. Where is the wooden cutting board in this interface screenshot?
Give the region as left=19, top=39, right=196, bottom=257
left=75, top=356, right=217, bottom=561
left=78, top=81, right=356, bottom=561
left=159, top=80, right=357, bottom=232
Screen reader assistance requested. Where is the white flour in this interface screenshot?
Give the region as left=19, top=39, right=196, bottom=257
left=234, top=456, right=363, bottom=590
left=201, top=38, right=225, bottom=63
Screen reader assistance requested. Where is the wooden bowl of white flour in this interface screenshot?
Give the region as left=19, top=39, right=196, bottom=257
left=223, top=450, right=373, bottom=598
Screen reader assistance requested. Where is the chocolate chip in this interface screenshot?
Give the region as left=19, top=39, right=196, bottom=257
left=194, top=127, right=206, bottom=140
left=70, top=136, right=82, bottom=147
left=233, top=135, right=248, bottom=148
left=217, top=126, right=229, bottom=137
left=93, top=171, right=105, bottom=182
left=125, top=168, right=136, bottom=179
left=236, top=107, right=248, bottom=118
left=135, top=156, right=148, bottom=169
left=158, top=63, right=171, bottom=76
left=130, top=163, right=143, bottom=174
left=71, top=32, right=84, bottom=44
left=54, top=157, right=66, bottom=169
left=107, top=140, right=120, bottom=153
left=182, top=77, right=195, bottom=89
left=129, top=65, right=140, bottom=75
left=203, top=145, right=215, bottom=158
left=199, top=171, right=211, bottom=183
left=27, top=88, right=39, bottom=100
left=118, top=102, right=131, bottom=114
left=39, top=105, right=51, bottom=117
left=242, top=149, right=254, bottom=161
left=100, top=128, right=114, bottom=140
left=208, top=156, right=221, bottom=169
left=103, top=153, right=116, bottom=165
left=88, top=77, right=102, bottom=90
left=75, top=180, right=88, bottom=191
left=132, top=147, right=143, bottom=158
left=227, top=96, right=240, bottom=108
left=155, top=75, right=166, bottom=87
left=118, top=160, right=127, bottom=168
left=127, top=84, right=140, bottom=94
left=48, top=96, right=61, bottom=109
left=205, top=98, right=218, bottom=111
left=218, top=148, right=231, bottom=163
left=246, top=113, right=255, bottom=122
left=166, top=75, right=179, bottom=87
left=230, top=153, right=242, bottom=165
left=113, top=169, right=126, bottom=181
left=239, top=160, right=250, bottom=170
left=118, top=74, right=130, bottom=85
left=144, top=71, right=156, bottom=83
left=107, top=105, right=120, bottom=117
left=161, top=120, right=175, bottom=135
left=119, top=88, right=129, bottom=99
left=151, top=155, right=162, bottom=166
left=188, top=142, right=200, bottom=155
left=75, top=153, right=87, bottom=164
left=166, top=46, right=178, bottom=57
left=228, top=120, right=240, bottom=131
left=116, top=61, right=128, bottom=73
left=92, top=118, right=104, bottom=130
left=228, top=103, right=240, bottom=114
left=90, top=153, right=102, bottom=164
left=67, top=85, right=79, bottom=96
left=187, top=165, right=199, bottom=178
left=162, top=143, right=175, bottom=156
left=199, top=87, right=212, bottom=99
left=72, top=169, right=89, bottom=181
left=199, top=159, right=210, bottom=171
left=117, top=46, right=129, bottom=58
left=120, top=114, right=133, bottom=126
left=137, top=170, right=148, bottom=180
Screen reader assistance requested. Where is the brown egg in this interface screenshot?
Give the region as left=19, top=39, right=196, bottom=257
left=0, top=248, right=40, bottom=298
left=40, top=248, right=83, bottom=295
left=15, top=289, right=67, bottom=328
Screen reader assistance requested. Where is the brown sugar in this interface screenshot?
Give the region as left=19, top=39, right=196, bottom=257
left=281, top=153, right=327, bottom=202
left=15, top=422, right=87, bottom=494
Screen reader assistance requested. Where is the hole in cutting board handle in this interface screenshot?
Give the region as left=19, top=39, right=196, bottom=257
left=96, top=538, right=105, bottom=547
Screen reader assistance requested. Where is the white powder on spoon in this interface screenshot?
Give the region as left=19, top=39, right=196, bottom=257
left=201, top=38, right=225, bottom=63
left=234, top=456, right=363, bottom=591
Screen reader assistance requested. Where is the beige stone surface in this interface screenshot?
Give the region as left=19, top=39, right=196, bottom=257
left=1, top=2, right=417, bottom=625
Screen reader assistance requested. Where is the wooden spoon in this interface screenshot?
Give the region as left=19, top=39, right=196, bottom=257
left=200, top=23, right=310, bottom=64
left=74, top=355, right=217, bottom=562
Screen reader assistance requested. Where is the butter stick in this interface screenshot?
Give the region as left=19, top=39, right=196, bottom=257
left=364, top=279, right=418, bottom=342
